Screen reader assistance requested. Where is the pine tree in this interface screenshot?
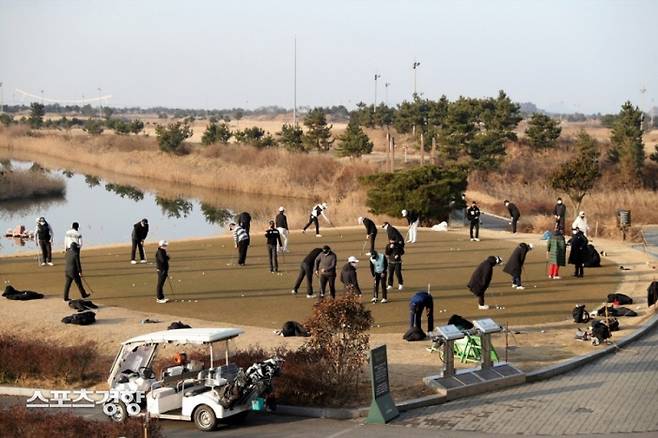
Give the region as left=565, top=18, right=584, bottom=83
left=336, top=118, right=373, bottom=158
left=525, top=113, right=562, bottom=149
left=302, top=108, right=334, bottom=151
left=609, top=101, right=645, bottom=186
left=278, top=123, right=305, bottom=152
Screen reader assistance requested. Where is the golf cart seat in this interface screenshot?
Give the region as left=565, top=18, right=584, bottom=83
left=184, top=386, right=212, bottom=397
left=149, top=386, right=181, bottom=414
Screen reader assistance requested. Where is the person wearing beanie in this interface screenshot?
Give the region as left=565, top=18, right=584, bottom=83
left=131, top=218, right=149, bottom=264
left=63, top=242, right=89, bottom=301
left=340, top=256, right=362, bottom=295
left=369, top=249, right=388, bottom=303
left=64, top=222, right=83, bottom=251
left=275, top=207, right=289, bottom=252
left=568, top=228, right=588, bottom=278
left=292, top=247, right=323, bottom=297
left=230, top=222, right=250, bottom=266
left=385, top=238, right=405, bottom=291
left=504, top=200, right=521, bottom=234
left=155, top=240, right=170, bottom=303
left=466, top=201, right=481, bottom=241
left=264, top=220, right=283, bottom=273
left=34, top=216, right=54, bottom=266
left=314, top=245, right=337, bottom=299
left=503, top=243, right=533, bottom=289
left=382, top=222, right=405, bottom=247
left=303, top=202, right=330, bottom=237
left=358, top=216, right=377, bottom=255
left=547, top=230, right=566, bottom=279
left=401, top=209, right=420, bottom=243
left=468, top=256, right=503, bottom=309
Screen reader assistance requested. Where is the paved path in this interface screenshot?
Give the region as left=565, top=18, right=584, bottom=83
left=396, top=320, right=658, bottom=435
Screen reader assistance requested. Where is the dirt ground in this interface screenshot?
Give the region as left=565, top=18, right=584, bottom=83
left=3, top=225, right=655, bottom=402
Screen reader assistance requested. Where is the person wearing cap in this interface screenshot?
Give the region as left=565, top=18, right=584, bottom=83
left=155, top=240, right=170, bottom=303
left=265, top=221, right=283, bottom=273
left=303, top=202, right=330, bottom=237
left=314, top=245, right=337, bottom=299
left=369, top=250, right=388, bottom=303
left=382, top=222, right=404, bottom=247
left=385, top=238, right=405, bottom=291
left=466, top=201, right=481, bottom=241
left=292, top=247, right=323, bottom=297
left=358, top=216, right=377, bottom=255
left=64, top=222, right=83, bottom=251
left=568, top=228, right=588, bottom=278
left=340, top=256, right=362, bottom=295
left=401, top=209, right=420, bottom=243
left=503, top=243, right=533, bottom=289
left=504, top=200, right=521, bottom=234
left=547, top=230, right=566, bottom=279
left=230, top=222, right=250, bottom=266
left=131, top=218, right=149, bottom=264
left=275, top=207, right=289, bottom=252
left=553, top=198, right=567, bottom=234
left=571, top=211, right=589, bottom=236
left=468, top=256, right=503, bottom=310
left=63, top=242, right=89, bottom=301
left=34, top=216, right=54, bottom=266
left=409, top=291, right=434, bottom=333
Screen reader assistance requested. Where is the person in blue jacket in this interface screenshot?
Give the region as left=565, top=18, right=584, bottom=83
left=409, top=291, right=434, bottom=332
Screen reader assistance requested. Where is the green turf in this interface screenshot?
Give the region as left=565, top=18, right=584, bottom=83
left=0, top=227, right=620, bottom=333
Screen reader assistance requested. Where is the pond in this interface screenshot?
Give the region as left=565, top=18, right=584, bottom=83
left=0, top=160, right=306, bottom=255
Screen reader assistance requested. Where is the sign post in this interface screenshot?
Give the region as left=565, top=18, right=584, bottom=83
left=367, top=345, right=399, bottom=424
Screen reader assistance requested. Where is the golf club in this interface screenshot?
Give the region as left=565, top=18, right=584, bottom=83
left=361, top=239, right=368, bottom=255
left=81, top=276, right=95, bottom=296
left=166, top=276, right=177, bottom=300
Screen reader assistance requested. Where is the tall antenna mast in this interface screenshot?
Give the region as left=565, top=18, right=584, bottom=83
left=293, top=36, right=297, bottom=126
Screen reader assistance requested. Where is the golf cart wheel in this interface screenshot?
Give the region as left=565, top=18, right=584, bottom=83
left=108, top=401, right=128, bottom=423
left=193, top=404, right=217, bottom=432
left=220, top=410, right=249, bottom=425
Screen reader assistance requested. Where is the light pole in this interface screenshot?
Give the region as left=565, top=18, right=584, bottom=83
left=384, top=82, right=390, bottom=106
left=0, top=82, right=3, bottom=114
left=97, top=87, right=102, bottom=117
left=374, top=74, right=381, bottom=110
left=412, top=60, right=420, bottom=96
left=40, top=89, right=44, bottom=104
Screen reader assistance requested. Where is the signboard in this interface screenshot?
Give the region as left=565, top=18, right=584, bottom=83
left=367, top=345, right=399, bottom=424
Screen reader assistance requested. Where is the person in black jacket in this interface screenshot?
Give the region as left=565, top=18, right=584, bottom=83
left=63, top=242, right=89, bottom=301
left=553, top=198, right=567, bottom=234
left=275, top=207, right=289, bottom=252
left=502, top=243, right=533, bottom=289
left=292, top=247, right=322, bottom=297
left=385, top=239, right=405, bottom=290
left=358, top=216, right=377, bottom=255
left=237, top=212, right=252, bottom=235
left=568, top=229, right=588, bottom=278
left=466, top=201, right=481, bottom=241
left=468, top=256, right=502, bottom=309
left=340, top=256, right=362, bottom=295
left=130, top=218, right=149, bottom=264
left=504, top=200, right=521, bottom=234
left=314, top=245, right=337, bottom=299
left=34, top=216, right=54, bottom=266
left=382, top=222, right=404, bottom=247
left=265, top=221, right=283, bottom=273
left=155, top=240, right=170, bottom=303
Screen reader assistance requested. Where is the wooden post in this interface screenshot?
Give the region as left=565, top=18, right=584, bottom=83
left=431, top=137, right=437, bottom=165
left=420, top=132, right=424, bottom=165
left=390, top=137, right=395, bottom=171
left=404, top=145, right=408, bottom=163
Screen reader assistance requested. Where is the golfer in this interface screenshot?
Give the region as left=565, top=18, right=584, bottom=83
left=230, top=222, right=250, bottom=266
left=237, top=211, right=252, bottom=235
left=385, top=239, right=405, bottom=290
left=34, top=216, right=54, bottom=266
left=468, top=256, right=503, bottom=310
left=275, top=207, right=289, bottom=252
left=466, top=201, right=481, bottom=241
left=409, top=291, right=434, bottom=333
left=382, top=222, right=405, bottom=247
left=504, top=200, right=521, bottom=234
left=340, top=256, right=362, bottom=295
left=130, top=218, right=149, bottom=264
left=553, top=198, right=567, bottom=234
left=155, top=240, right=170, bottom=303
left=568, top=228, right=588, bottom=278
left=503, top=243, right=533, bottom=289
left=314, top=245, right=337, bottom=299
left=402, top=209, right=420, bottom=243
left=292, top=247, right=323, bottom=297
left=303, top=202, right=330, bottom=237
left=369, top=250, right=388, bottom=303
left=358, top=216, right=377, bottom=255
left=63, top=242, right=89, bottom=301
left=64, top=222, right=83, bottom=251
left=265, top=221, right=283, bottom=273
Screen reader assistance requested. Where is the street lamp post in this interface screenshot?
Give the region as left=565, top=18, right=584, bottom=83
left=0, top=82, right=3, bottom=114
left=374, top=74, right=381, bottom=110
left=40, top=89, right=44, bottom=104
left=412, top=61, right=420, bottom=96
left=384, top=82, right=390, bottom=106
left=97, top=87, right=102, bottom=117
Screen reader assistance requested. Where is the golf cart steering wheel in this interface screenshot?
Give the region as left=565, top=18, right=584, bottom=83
left=138, top=366, right=155, bottom=379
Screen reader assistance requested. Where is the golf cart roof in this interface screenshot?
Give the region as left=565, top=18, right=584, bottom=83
left=122, top=328, right=244, bottom=346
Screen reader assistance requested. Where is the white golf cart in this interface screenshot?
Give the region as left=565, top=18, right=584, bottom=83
left=105, top=328, right=281, bottom=432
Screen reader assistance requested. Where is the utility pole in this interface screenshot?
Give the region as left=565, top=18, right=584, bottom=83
left=40, top=89, right=44, bottom=104
left=293, top=36, right=297, bottom=126
left=412, top=60, right=420, bottom=96
left=0, top=82, right=3, bottom=113
left=384, top=82, right=390, bottom=106
left=420, top=131, right=424, bottom=165
left=97, top=87, right=102, bottom=118
left=374, top=74, right=381, bottom=110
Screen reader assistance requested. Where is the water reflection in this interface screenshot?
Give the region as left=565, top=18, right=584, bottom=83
left=155, top=197, right=193, bottom=219
left=84, top=175, right=101, bottom=187
left=200, top=203, right=232, bottom=226
left=105, top=183, right=145, bottom=202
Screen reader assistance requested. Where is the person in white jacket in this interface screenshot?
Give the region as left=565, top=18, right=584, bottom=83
left=571, top=211, right=589, bottom=236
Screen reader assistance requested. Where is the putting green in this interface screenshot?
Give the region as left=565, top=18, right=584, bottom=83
left=0, top=227, right=619, bottom=333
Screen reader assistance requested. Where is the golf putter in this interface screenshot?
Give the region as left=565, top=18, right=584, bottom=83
left=361, top=239, right=368, bottom=255
left=167, top=276, right=177, bottom=300
left=81, top=276, right=95, bottom=295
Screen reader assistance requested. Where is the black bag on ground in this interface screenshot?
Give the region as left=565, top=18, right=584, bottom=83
left=2, top=285, right=44, bottom=301
left=591, top=320, right=611, bottom=342
left=584, top=244, right=601, bottom=267
left=648, top=281, right=658, bottom=307
left=403, top=326, right=427, bottom=342
left=62, top=310, right=96, bottom=325
left=607, top=293, right=633, bottom=305
left=280, top=321, right=309, bottom=337
left=606, top=317, right=620, bottom=331
left=448, top=314, right=474, bottom=331
left=597, top=306, right=637, bottom=317
left=572, top=304, right=590, bottom=323
left=168, top=321, right=191, bottom=330
left=68, top=299, right=98, bottom=312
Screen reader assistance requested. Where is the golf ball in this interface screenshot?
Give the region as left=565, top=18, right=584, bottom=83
left=132, top=283, right=135, bottom=287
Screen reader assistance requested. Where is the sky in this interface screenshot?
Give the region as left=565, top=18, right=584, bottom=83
left=1, top=0, right=657, bottom=114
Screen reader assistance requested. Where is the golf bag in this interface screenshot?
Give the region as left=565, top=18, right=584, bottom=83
left=607, top=293, right=633, bottom=305
left=572, top=304, right=590, bottom=323
left=647, top=281, right=658, bottom=307
left=403, top=326, right=427, bottom=342
left=2, top=285, right=43, bottom=301
left=584, top=244, right=601, bottom=267
left=280, top=321, right=309, bottom=337
left=62, top=310, right=96, bottom=325
left=68, top=299, right=98, bottom=312
left=218, top=357, right=283, bottom=409
left=167, top=321, right=191, bottom=330
left=448, top=314, right=474, bottom=331
left=591, top=320, right=611, bottom=343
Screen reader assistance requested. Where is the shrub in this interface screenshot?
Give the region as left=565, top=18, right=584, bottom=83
left=82, top=119, right=104, bottom=136
left=336, top=118, right=374, bottom=157
left=201, top=121, right=232, bottom=145
left=525, top=113, right=562, bottom=149
left=234, top=126, right=276, bottom=148
left=154, top=121, right=192, bottom=153
left=278, top=123, right=305, bottom=152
